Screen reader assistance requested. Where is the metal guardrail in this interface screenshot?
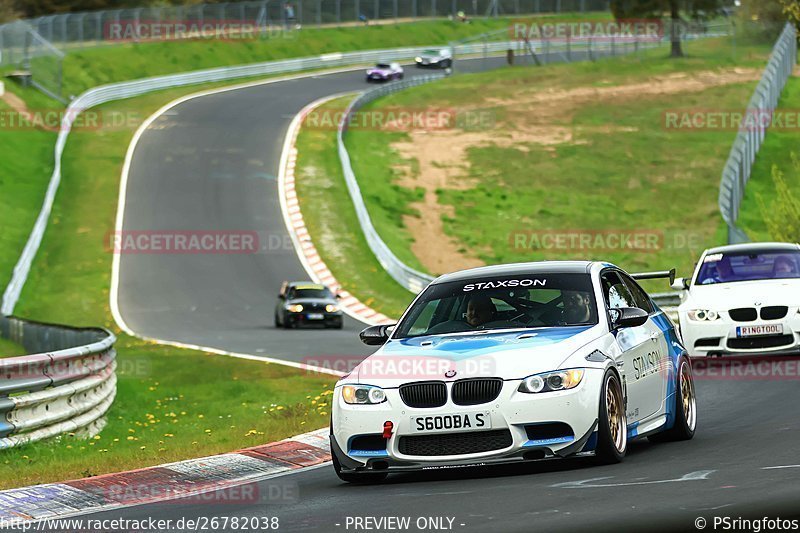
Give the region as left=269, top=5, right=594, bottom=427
left=338, top=74, right=444, bottom=294
left=0, top=0, right=611, bottom=64
left=0, top=316, right=116, bottom=449
left=0, top=43, right=526, bottom=316
left=5, top=33, right=701, bottom=315
left=719, top=23, right=798, bottom=244
left=336, top=29, right=725, bottom=296
left=2, top=26, right=728, bottom=315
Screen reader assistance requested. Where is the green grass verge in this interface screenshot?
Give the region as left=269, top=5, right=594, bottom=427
left=736, top=75, right=800, bottom=241
left=61, top=14, right=610, bottom=97
left=0, top=86, right=63, bottom=296
left=1, top=81, right=336, bottom=490
left=343, top=36, right=772, bottom=291
left=294, top=96, right=416, bottom=319
left=0, top=336, right=25, bottom=357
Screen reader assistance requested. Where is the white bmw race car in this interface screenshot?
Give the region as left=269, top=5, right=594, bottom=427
left=330, top=261, right=697, bottom=483
left=674, top=242, right=800, bottom=357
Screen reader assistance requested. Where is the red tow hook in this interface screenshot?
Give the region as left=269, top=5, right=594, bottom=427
left=382, top=421, right=394, bottom=439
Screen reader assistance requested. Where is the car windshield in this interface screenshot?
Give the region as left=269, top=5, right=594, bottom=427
left=393, top=273, right=598, bottom=339
left=288, top=287, right=332, bottom=299
left=375, top=63, right=391, bottom=69
left=695, top=249, right=800, bottom=285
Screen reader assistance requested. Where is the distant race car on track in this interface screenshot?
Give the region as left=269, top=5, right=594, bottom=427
left=414, top=48, right=453, bottom=68
left=366, top=61, right=404, bottom=82
left=330, top=261, right=697, bottom=483
left=274, top=281, right=343, bottom=329
left=673, top=242, right=800, bottom=357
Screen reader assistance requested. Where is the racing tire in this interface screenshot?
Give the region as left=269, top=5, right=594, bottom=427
left=594, top=369, right=627, bottom=464
left=332, top=452, right=388, bottom=484
left=398, top=73, right=404, bottom=80
left=274, top=311, right=281, bottom=328
left=649, top=358, right=697, bottom=442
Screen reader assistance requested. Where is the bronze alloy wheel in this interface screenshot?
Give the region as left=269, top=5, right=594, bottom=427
left=680, top=362, right=697, bottom=432
left=606, top=375, right=627, bottom=454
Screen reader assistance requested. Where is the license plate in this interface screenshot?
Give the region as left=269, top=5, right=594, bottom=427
left=411, top=412, right=491, bottom=433
left=306, top=313, right=324, bottom=320
left=736, top=324, right=783, bottom=337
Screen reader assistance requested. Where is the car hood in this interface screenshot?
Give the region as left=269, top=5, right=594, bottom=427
left=351, top=325, right=599, bottom=387
left=681, top=279, right=800, bottom=310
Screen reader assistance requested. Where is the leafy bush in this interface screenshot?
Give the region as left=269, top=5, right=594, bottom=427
left=758, top=154, right=800, bottom=242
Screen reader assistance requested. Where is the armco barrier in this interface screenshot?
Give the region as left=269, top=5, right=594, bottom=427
left=719, top=23, right=798, bottom=244
left=0, top=316, right=116, bottom=449
left=0, top=41, right=528, bottom=317
left=337, top=34, right=709, bottom=310
left=3, top=31, right=720, bottom=316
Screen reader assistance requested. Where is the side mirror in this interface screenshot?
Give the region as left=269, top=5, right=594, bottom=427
left=670, top=277, right=689, bottom=291
left=277, top=293, right=285, bottom=300
left=335, top=293, right=342, bottom=300
left=609, top=307, right=648, bottom=329
left=359, top=324, right=395, bottom=346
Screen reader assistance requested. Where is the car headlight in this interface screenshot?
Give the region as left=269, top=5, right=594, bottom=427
left=326, top=304, right=339, bottom=313
left=286, top=304, right=303, bottom=313
left=415, top=56, right=422, bottom=62
left=341, top=385, right=386, bottom=404
left=687, top=309, right=719, bottom=321
left=518, top=369, right=584, bottom=394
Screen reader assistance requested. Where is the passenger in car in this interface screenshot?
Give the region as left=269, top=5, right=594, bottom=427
left=561, top=290, right=593, bottom=325
left=465, top=295, right=497, bottom=328
left=773, top=256, right=798, bottom=278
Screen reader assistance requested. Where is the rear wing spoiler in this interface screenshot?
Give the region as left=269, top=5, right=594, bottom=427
left=630, top=268, right=676, bottom=284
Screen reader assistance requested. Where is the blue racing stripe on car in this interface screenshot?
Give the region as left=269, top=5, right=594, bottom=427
left=384, top=326, right=593, bottom=360
left=348, top=450, right=390, bottom=457
left=523, top=436, right=574, bottom=447
left=650, top=310, right=686, bottom=431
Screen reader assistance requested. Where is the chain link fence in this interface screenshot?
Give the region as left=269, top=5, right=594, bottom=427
left=0, top=0, right=610, bottom=67
left=337, top=26, right=725, bottom=306
left=718, top=22, right=798, bottom=244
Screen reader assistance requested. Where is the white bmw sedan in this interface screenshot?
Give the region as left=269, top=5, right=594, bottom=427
left=330, top=261, right=696, bottom=483
left=674, top=242, right=800, bottom=357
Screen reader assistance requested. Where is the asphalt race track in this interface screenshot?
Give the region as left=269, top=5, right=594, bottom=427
left=76, top=375, right=800, bottom=531
left=109, top=53, right=800, bottom=531
left=115, top=57, right=509, bottom=363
